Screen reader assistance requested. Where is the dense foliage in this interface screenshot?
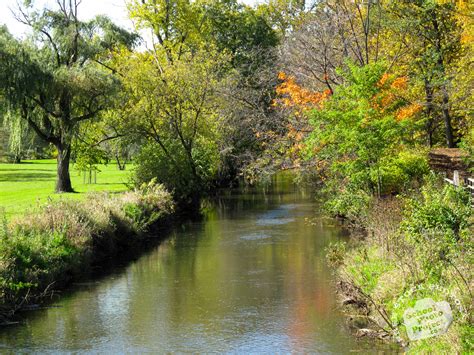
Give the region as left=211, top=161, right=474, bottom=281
left=306, top=64, right=427, bottom=208
left=0, top=4, right=137, bottom=191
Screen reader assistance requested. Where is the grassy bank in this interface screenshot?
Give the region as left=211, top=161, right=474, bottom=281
left=0, top=160, right=130, bottom=217
left=327, top=177, right=473, bottom=353
left=0, top=179, right=174, bottom=321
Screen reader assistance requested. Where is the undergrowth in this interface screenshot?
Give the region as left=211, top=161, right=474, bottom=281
left=327, top=177, right=473, bottom=353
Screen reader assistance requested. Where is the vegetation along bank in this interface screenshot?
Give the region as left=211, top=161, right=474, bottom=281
left=326, top=175, right=472, bottom=353
left=0, top=179, right=174, bottom=322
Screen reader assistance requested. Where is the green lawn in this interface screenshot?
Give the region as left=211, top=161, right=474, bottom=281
left=0, top=159, right=131, bottom=217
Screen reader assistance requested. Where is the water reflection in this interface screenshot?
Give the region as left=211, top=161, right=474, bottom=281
left=0, top=175, right=398, bottom=353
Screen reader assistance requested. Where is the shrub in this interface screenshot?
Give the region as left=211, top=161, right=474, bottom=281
left=133, top=141, right=219, bottom=207
left=402, top=177, right=471, bottom=242
left=395, top=150, right=430, bottom=182
left=400, top=176, right=471, bottom=278
left=372, top=150, right=429, bottom=195
left=324, top=187, right=371, bottom=223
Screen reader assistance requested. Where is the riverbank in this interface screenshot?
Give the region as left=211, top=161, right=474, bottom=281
left=327, top=177, right=473, bottom=353
left=0, top=179, right=174, bottom=322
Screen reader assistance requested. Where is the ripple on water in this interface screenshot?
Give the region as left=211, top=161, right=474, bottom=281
left=240, top=233, right=272, bottom=241
left=279, top=204, right=297, bottom=210
left=255, top=204, right=297, bottom=226
left=256, top=218, right=295, bottom=226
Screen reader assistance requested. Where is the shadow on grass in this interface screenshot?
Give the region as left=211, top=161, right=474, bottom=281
left=81, top=182, right=127, bottom=186
left=2, top=161, right=56, bottom=165
left=0, top=169, right=55, bottom=173
left=0, top=172, right=56, bottom=182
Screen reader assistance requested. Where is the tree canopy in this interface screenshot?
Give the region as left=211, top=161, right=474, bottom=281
left=0, top=0, right=137, bottom=191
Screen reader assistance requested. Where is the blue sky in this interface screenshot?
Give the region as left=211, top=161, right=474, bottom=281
left=0, top=0, right=259, bottom=38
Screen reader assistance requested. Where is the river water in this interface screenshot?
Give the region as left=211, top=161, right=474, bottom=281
left=0, top=175, right=396, bottom=353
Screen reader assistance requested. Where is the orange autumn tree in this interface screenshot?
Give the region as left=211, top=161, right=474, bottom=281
left=372, top=73, right=423, bottom=122
left=244, top=72, right=331, bottom=183
left=274, top=72, right=331, bottom=110
left=270, top=72, right=331, bottom=166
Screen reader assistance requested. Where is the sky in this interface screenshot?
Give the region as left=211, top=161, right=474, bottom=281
left=0, top=0, right=258, bottom=39
left=0, top=0, right=134, bottom=37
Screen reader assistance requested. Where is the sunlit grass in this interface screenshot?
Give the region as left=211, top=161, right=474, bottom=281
left=0, top=159, right=132, bottom=217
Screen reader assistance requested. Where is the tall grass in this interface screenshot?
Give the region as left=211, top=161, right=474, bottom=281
left=0, top=180, right=174, bottom=318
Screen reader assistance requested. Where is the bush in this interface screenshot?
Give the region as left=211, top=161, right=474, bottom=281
left=372, top=150, right=429, bottom=195
left=133, top=140, right=219, bottom=207
left=322, top=148, right=429, bottom=221
left=400, top=176, right=471, bottom=278
left=395, top=150, right=430, bottom=182
left=323, top=187, right=371, bottom=223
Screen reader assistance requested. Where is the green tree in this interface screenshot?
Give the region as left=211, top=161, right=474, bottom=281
left=304, top=63, right=425, bottom=212
left=0, top=1, right=137, bottom=192
left=203, top=0, right=278, bottom=71
left=128, top=0, right=278, bottom=71
left=120, top=0, right=279, bottom=204
left=256, top=0, right=308, bottom=35
left=115, top=48, right=225, bottom=206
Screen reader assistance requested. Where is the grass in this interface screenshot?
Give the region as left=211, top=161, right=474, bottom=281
left=0, top=159, right=131, bottom=217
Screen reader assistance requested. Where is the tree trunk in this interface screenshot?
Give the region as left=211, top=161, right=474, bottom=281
left=56, top=143, right=73, bottom=193
left=432, top=13, right=455, bottom=148
left=115, top=155, right=126, bottom=170
left=424, top=79, right=435, bottom=147
left=441, top=85, right=455, bottom=148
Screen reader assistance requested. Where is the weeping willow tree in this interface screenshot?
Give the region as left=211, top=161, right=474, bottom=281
left=6, top=112, right=27, bottom=163
left=0, top=1, right=137, bottom=192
